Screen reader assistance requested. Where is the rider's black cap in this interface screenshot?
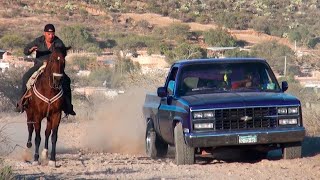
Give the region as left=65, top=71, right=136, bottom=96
left=44, top=24, right=55, bottom=32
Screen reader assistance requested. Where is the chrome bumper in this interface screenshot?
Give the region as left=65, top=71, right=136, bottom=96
left=184, top=127, right=305, bottom=147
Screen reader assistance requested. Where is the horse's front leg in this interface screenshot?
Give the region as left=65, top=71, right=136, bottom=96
left=49, top=112, right=61, bottom=167
left=41, top=119, right=52, bottom=161
left=26, top=120, right=34, bottom=148
left=33, top=119, right=41, bottom=165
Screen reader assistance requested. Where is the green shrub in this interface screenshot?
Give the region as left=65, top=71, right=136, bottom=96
left=195, top=14, right=211, bottom=24
left=114, top=57, right=141, bottom=75
left=308, top=38, right=319, bottom=49
left=164, top=23, right=190, bottom=41
left=136, top=20, right=152, bottom=31
left=225, top=48, right=251, bottom=58
left=214, top=12, right=251, bottom=30
left=0, top=34, right=26, bottom=52
left=69, top=55, right=96, bottom=70
left=0, top=165, right=14, bottom=180
left=251, top=41, right=295, bottom=73
left=88, top=67, right=113, bottom=87
left=164, top=42, right=206, bottom=64
left=203, top=28, right=237, bottom=47
left=59, top=25, right=96, bottom=50
left=250, top=16, right=270, bottom=34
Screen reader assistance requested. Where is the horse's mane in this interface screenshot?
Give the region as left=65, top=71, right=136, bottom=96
left=52, top=46, right=71, bottom=57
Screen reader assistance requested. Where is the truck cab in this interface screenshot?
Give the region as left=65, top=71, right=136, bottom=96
left=143, top=58, right=305, bottom=165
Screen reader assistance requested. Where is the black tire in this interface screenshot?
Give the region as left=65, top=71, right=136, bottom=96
left=282, top=142, right=302, bottom=159
left=174, top=123, right=195, bottom=165
left=145, top=121, right=168, bottom=158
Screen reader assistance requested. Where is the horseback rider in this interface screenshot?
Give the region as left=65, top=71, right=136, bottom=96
left=16, top=24, right=76, bottom=116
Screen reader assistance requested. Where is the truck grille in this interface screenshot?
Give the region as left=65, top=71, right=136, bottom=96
left=214, top=107, right=277, bottom=130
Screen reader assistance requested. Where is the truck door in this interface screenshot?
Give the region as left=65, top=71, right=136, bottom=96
left=157, top=67, right=178, bottom=144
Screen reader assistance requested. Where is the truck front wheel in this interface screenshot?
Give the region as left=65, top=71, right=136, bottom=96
left=174, top=123, right=195, bottom=165
left=282, top=142, right=302, bottom=159
left=145, top=121, right=168, bottom=158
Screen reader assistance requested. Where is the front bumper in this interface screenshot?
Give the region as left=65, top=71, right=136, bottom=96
left=185, top=127, right=305, bottom=147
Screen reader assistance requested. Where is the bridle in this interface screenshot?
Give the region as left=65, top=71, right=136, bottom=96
left=48, top=55, right=64, bottom=90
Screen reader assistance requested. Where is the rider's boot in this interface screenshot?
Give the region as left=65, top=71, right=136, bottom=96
left=62, top=75, right=76, bottom=116
left=63, top=95, right=76, bottom=116
left=15, top=90, right=26, bottom=113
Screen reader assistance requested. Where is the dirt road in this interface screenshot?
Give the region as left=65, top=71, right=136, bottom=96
left=1, top=89, right=320, bottom=179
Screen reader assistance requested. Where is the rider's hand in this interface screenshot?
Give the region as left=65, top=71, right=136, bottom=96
left=29, top=46, right=38, bottom=53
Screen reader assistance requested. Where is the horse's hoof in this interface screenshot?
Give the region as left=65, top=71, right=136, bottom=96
left=41, top=149, right=48, bottom=160
left=48, top=160, right=56, bottom=167
left=26, top=142, right=32, bottom=148
left=32, top=161, right=40, bottom=166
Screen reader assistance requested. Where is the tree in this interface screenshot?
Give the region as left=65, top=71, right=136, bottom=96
left=307, top=38, right=319, bottom=49
left=59, top=25, right=99, bottom=51
left=165, top=23, right=190, bottom=41
left=165, top=42, right=206, bottom=64
left=0, top=34, right=26, bottom=52
left=251, top=41, right=295, bottom=74
left=203, top=28, right=237, bottom=47
left=225, top=48, right=251, bottom=58
left=70, top=55, right=96, bottom=70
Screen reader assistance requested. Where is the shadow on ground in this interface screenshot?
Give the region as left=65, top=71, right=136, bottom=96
left=302, top=136, right=320, bottom=157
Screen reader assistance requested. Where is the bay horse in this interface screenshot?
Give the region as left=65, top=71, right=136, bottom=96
left=24, top=46, right=70, bottom=167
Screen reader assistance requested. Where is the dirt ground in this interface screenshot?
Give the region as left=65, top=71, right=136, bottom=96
left=1, top=88, right=320, bottom=179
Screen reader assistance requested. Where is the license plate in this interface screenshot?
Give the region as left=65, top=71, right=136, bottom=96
left=239, top=135, right=257, bottom=144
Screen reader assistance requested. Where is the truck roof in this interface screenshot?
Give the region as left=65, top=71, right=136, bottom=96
left=174, top=58, right=267, bottom=67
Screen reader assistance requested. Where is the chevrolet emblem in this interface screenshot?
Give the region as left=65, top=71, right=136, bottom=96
left=240, top=116, right=252, bottom=122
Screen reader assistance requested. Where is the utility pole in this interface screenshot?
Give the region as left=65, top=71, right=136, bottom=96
left=284, top=56, right=287, bottom=77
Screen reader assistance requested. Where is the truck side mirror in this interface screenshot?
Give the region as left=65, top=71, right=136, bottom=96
left=167, top=80, right=175, bottom=96
left=282, top=81, right=288, bottom=92
left=157, top=87, right=167, bottom=97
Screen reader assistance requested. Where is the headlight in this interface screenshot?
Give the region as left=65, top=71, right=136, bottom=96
left=203, top=111, right=215, bottom=118
left=194, top=123, right=214, bottom=129
left=278, top=108, right=288, bottom=114
left=288, top=107, right=298, bottom=114
left=193, top=112, right=203, bottom=119
left=193, top=111, right=215, bottom=119
left=279, top=118, right=298, bottom=125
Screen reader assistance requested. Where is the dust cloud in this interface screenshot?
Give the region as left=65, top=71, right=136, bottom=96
left=82, top=87, right=148, bottom=155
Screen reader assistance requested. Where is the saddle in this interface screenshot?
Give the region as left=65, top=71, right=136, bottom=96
left=26, top=63, right=47, bottom=91
left=18, top=63, right=47, bottom=110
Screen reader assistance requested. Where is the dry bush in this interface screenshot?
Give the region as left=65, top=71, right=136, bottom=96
left=302, top=108, right=320, bottom=156
left=0, top=123, right=12, bottom=156
left=303, top=109, right=320, bottom=136
left=0, top=67, right=24, bottom=111
left=0, top=165, right=14, bottom=180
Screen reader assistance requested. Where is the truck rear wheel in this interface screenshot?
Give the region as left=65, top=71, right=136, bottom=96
left=174, top=123, right=195, bottom=165
left=145, top=121, right=168, bottom=158
left=282, top=142, right=302, bottom=159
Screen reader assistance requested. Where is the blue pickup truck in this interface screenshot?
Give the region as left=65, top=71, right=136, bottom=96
left=143, top=58, right=305, bottom=165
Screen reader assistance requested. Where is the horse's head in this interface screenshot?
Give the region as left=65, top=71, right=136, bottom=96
left=47, top=46, right=71, bottom=89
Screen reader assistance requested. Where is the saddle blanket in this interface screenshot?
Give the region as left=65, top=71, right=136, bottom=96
left=26, top=63, right=47, bottom=90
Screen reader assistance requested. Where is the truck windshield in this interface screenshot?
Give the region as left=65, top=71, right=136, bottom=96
left=177, top=62, right=281, bottom=96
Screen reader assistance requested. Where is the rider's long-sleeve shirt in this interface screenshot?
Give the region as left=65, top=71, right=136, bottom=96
left=24, top=36, right=66, bottom=64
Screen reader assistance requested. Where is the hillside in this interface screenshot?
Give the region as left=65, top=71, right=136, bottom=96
left=1, top=0, right=318, bottom=48
left=0, top=0, right=319, bottom=69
